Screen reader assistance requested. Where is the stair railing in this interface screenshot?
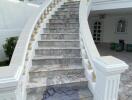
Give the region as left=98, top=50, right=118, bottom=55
left=0, top=0, right=63, bottom=99
left=79, top=0, right=128, bottom=100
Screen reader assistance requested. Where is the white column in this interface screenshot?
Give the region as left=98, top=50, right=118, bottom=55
left=93, top=56, right=128, bottom=100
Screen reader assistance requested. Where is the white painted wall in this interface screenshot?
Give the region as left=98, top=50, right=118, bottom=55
left=92, top=0, right=132, bottom=11
left=0, top=0, right=39, bottom=61
left=89, top=13, right=132, bottom=44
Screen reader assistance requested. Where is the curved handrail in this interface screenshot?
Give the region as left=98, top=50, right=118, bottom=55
left=79, top=0, right=100, bottom=59
left=0, top=0, right=61, bottom=88
left=79, top=0, right=100, bottom=69
left=79, top=0, right=129, bottom=98
left=79, top=0, right=101, bottom=94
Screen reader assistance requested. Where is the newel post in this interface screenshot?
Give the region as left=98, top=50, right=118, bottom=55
left=93, top=56, right=128, bottom=100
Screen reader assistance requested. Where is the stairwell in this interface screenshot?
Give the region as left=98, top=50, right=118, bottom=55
left=27, top=1, right=93, bottom=100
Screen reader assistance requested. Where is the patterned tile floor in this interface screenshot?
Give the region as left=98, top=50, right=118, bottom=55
left=97, top=44, right=132, bottom=100
left=42, top=86, right=93, bottom=100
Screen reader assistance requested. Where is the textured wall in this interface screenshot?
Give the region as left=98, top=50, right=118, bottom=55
left=89, top=13, right=132, bottom=44
left=92, top=0, right=132, bottom=11
left=0, top=0, right=39, bottom=61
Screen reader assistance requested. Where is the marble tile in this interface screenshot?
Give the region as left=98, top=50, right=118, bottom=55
left=42, top=86, right=93, bottom=100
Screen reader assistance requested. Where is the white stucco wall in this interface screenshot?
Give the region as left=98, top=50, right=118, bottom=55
left=89, top=13, right=132, bottom=44
left=92, top=0, right=132, bottom=11
left=0, top=0, right=39, bottom=61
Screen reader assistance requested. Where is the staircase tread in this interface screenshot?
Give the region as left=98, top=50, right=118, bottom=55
left=57, top=10, right=79, bottom=12
left=55, top=10, right=79, bottom=12
left=47, top=22, right=79, bottom=24
left=27, top=88, right=93, bottom=100
left=50, top=18, right=79, bottom=20
left=28, top=74, right=87, bottom=89
left=35, top=47, right=80, bottom=50
left=64, top=1, right=80, bottom=3
left=44, top=27, right=79, bottom=29
left=38, top=40, right=79, bottom=42
left=63, top=3, right=79, bottom=5
left=42, top=33, right=79, bottom=34
left=33, top=56, right=82, bottom=60
left=41, top=33, right=79, bottom=35
left=55, top=13, right=78, bottom=16
left=58, top=6, right=79, bottom=9
left=30, top=64, right=83, bottom=72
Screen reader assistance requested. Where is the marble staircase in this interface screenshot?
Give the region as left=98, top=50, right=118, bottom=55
left=27, top=1, right=93, bottom=100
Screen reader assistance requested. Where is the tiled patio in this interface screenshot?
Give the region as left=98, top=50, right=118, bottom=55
left=97, top=43, right=132, bottom=100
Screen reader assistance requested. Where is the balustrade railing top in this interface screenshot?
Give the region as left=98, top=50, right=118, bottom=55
left=0, top=0, right=61, bottom=89
left=79, top=1, right=128, bottom=100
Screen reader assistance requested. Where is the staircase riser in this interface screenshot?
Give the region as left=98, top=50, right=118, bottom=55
left=64, top=1, right=80, bottom=5
left=46, top=23, right=79, bottom=28
left=41, top=34, right=79, bottom=40
left=44, top=29, right=79, bottom=33
left=49, top=19, right=79, bottom=23
left=58, top=8, right=79, bottom=12
left=38, top=41, right=80, bottom=48
left=62, top=5, right=79, bottom=8
left=48, top=20, right=79, bottom=23
left=27, top=81, right=87, bottom=95
left=29, top=69, right=84, bottom=80
left=35, top=49, right=80, bottom=57
left=32, top=58, right=82, bottom=66
left=52, top=15, right=79, bottom=19
left=55, top=11, right=79, bottom=15
left=54, top=13, right=78, bottom=17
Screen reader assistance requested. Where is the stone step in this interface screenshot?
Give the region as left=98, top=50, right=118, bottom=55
left=29, top=64, right=84, bottom=80
left=64, top=1, right=80, bottom=5
left=35, top=47, right=80, bottom=57
left=49, top=18, right=79, bottom=23
left=54, top=13, right=78, bottom=17
left=48, top=19, right=79, bottom=23
left=32, top=56, right=82, bottom=66
left=46, top=23, right=79, bottom=28
left=30, top=64, right=83, bottom=72
left=27, top=72, right=87, bottom=90
left=49, top=17, right=79, bottom=20
left=43, top=32, right=79, bottom=34
left=62, top=4, right=79, bottom=8
left=55, top=11, right=79, bottom=15
left=58, top=6, right=79, bottom=10
left=44, top=28, right=79, bottom=33
left=41, top=33, right=79, bottom=40
left=57, top=7, right=79, bottom=12
left=38, top=40, right=80, bottom=48
left=27, top=87, right=93, bottom=100
left=52, top=14, right=79, bottom=19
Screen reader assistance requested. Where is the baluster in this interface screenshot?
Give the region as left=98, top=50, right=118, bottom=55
left=28, top=42, right=32, bottom=50
left=40, top=14, right=45, bottom=21
left=31, top=32, right=36, bottom=41
left=25, top=52, right=29, bottom=61
left=44, top=10, right=47, bottom=17
left=92, top=71, right=96, bottom=82
left=87, top=60, right=93, bottom=70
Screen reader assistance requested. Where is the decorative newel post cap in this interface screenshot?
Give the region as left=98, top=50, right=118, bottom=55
left=93, top=56, right=129, bottom=74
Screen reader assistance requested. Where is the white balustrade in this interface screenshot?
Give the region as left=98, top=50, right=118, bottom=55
left=0, top=0, right=63, bottom=99
left=93, top=56, right=128, bottom=100
left=79, top=0, right=128, bottom=100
